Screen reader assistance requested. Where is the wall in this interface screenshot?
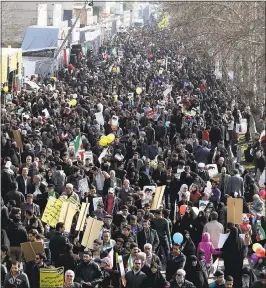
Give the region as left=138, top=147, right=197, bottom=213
left=1, top=1, right=61, bottom=47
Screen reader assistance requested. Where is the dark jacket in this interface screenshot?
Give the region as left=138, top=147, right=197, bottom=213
left=75, top=260, right=103, bottom=286
left=146, top=270, right=168, bottom=288
left=5, top=190, right=25, bottom=207
left=170, top=279, right=195, bottom=288
left=125, top=270, right=147, bottom=288
left=24, top=215, right=44, bottom=234
left=137, top=228, right=160, bottom=252
left=251, top=281, right=266, bottom=288
left=16, top=175, right=32, bottom=196
left=31, top=263, right=47, bottom=288
left=166, top=253, right=186, bottom=281
left=6, top=222, right=28, bottom=247
left=3, top=271, right=30, bottom=288
left=49, top=232, right=68, bottom=263
left=54, top=252, right=77, bottom=272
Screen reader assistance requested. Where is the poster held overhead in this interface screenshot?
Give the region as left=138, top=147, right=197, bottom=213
left=227, top=197, right=243, bottom=224
left=151, top=186, right=166, bottom=210
left=81, top=217, right=103, bottom=249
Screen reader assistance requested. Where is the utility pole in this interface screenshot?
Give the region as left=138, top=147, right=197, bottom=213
left=54, top=0, right=90, bottom=59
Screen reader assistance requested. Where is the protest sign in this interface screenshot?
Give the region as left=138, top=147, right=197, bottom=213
left=95, top=111, right=104, bottom=126
left=78, top=178, right=89, bottom=197
left=41, top=197, right=66, bottom=227
left=217, top=233, right=229, bottom=248
left=75, top=203, right=90, bottom=231
left=81, top=217, right=103, bottom=249
left=58, top=202, right=78, bottom=233
left=227, top=197, right=243, bottom=224
left=206, top=164, right=218, bottom=178
left=84, top=151, right=93, bottom=164
left=98, top=148, right=108, bottom=164
left=93, top=197, right=103, bottom=211
left=151, top=185, right=166, bottom=210
left=21, top=242, right=44, bottom=262
left=199, top=200, right=209, bottom=211
left=12, top=130, right=23, bottom=148
left=42, top=196, right=80, bottom=227
left=40, top=267, right=64, bottom=288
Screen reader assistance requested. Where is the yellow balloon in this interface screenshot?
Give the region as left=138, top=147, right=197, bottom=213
left=99, top=136, right=108, bottom=147
left=69, top=99, right=77, bottom=107
left=114, top=95, right=118, bottom=102
left=3, top=86, right=8, bottom=93
left=106, top=133, right=115, bottom=144
left=136, top=87, right=142, bottom=95
left=253, top=243, right=262, bottom=252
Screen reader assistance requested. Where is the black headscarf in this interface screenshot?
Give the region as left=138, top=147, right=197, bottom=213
left=223, top=226, right=244, bottom=252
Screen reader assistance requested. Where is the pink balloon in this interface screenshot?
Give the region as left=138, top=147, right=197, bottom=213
left=259, top=190, right=266, bottom=199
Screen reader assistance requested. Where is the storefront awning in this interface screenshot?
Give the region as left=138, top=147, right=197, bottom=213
left=22, top=26, right=60, bottom=52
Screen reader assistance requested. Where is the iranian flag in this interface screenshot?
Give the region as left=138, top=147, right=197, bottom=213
left=74, top=133, right=83, bottom=155
left=63, top=48, right=71, bottom=65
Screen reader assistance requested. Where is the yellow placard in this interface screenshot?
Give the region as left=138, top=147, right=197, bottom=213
left=40, top=267, right=64, bottom=288
left=2, top=55, right=7, bottom=84
left=9, top=54, right=17, bottom=72
left=41, top=197, right=66, bottom=227
left=41, top=196, right=80, bottom=227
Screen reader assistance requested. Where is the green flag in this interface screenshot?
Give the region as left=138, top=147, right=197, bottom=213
left=74, top=133, right=81, bottom=154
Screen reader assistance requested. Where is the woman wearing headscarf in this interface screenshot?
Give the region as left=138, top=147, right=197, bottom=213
left=185, top=255, right=209, bottom=288
left=244, top=174, right=259, bottom=203
left=146, top=262, right=169, bottom=288
left=241, top=267, right=257, bottom=288
left=223, top=226, right=245, bottom=288
left=178, top=184, right=189, bottom=202
left=181, top=230, right=196, bottom=257
left=191, top=211, right=208, bottom=248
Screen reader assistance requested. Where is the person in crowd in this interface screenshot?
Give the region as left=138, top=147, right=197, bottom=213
left=203, top=212, right=224, bottom=249
left=64, top=270, right=82, bottom=288
left=251, top=272, right=266, bottom=288
left=185, top=255, right=208, bottom=288
left=75, top=251, right=103, bottom=287
left=5, top=182, right=25, bottom=207
left=169, top=269, right=195, bottom=288
left=3, top=260, right=30, bottom=288
left=31, top=253, right=47, bottom=288
left=166, top=243, right=186, bottom=281
left=223, top=226, right=245, bottom=288
left=146, top=262, right=169, bottom=288
left=49, top=222, right=68, bottom=265
left=125, top=258, right=147, bottom=288
left=137, top=219, right=160, bottom=252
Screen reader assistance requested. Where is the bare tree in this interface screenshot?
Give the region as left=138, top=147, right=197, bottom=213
left=161, top=2, right=265, bottom=105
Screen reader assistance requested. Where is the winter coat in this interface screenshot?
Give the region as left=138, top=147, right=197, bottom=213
left=197, top=232, right=221, bottom=264
left=75, top=260, right=103, bottom=286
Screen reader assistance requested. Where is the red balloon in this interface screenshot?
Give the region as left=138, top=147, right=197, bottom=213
left=259, top=190, right=266, bottom=199
left=180, top=205, right=187, bottom=216
left=256, top=247, right=265, bottom=258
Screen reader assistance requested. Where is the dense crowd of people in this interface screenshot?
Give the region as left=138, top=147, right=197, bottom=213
left=1, top=19, right=266, bottom=288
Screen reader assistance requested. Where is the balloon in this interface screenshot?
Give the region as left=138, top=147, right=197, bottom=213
left=106, top=133, right=115, bottom=144
left=99, top=136, right=108, bottom=147
left=114, top=95, right=118, bottom=102
left=3, top=86, right=8, bottom=93
left=250, top=253, right=259, bottom=264
left=256, top=247, right=265, bottom=258
left=259, top=189, right=266, bottom=199
left=192, top=207, right=199, bottom=217
left=136, top=87, right=142, bottom=95
left=165, top=121, right=170, bottom=127
left=180, top=205, right=187, bottom=216
left=252, top=243, right=262, bottom=252
left=69, top=99, right=77, bottom=107
left=173, top=233, right=183, bottom=245
left=72, top=94, right=77, bottom=99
